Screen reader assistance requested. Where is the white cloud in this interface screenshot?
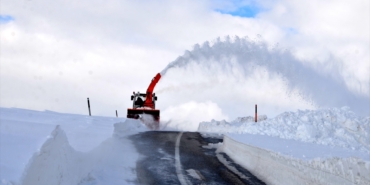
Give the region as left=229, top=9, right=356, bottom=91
left=0, top=0, right=368, bottom=119
left=257, top=0, right=370, bottom=95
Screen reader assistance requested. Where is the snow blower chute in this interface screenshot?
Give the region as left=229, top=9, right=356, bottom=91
left=127, top=73, right=161, bottom=124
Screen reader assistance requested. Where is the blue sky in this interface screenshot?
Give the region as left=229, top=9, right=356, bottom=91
left=216, top=4, right=261, bottom=18
left=0, top=15, right=14, bottom=24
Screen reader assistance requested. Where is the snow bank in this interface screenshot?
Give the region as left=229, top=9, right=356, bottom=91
left=0, top=107, right=125, bottom=184
left=199, top=107, right=370, bottom=153
left=200, top=107, right=370, bottom=184
left=114, top=117, right=148, bottom=137
left=234, top=115, right=268, bottom=122
left=20, top=118, right=147, bottom=185
left=218, top=136, right=370, bottom=185
left=21, top=126, right=88, bottom=185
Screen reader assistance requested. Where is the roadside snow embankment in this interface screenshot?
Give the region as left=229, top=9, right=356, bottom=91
left=0, top=108, right=130, bottom=184
left=21, top=119, right=147, bottom=185
left=200, top=107, right=370, bottom=185
left=218, top=136, right=370, bottom=185
left=199, top=107, right=370, bottom=153
left=21, top=126, right=88, bottom=185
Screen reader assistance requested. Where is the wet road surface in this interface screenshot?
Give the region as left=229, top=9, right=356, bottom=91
left=130, top=131, right=266, bottom=185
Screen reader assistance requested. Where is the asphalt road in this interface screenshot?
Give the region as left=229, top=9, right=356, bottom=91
left=130, top=131, right=266, bottom=185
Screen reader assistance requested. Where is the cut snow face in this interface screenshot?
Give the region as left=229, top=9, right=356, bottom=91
left=199, top=107, right=370, bottom=154
left=21, top=119, right=147, bottom=185
left=218, top=135, right=370, bottom=185
left=1, top=107, right=369, bottom=185
left=157, top=37, right=369, bottom=119
left=21, top=126, right=86, bottom=185
left=0, top=108, right=118, bottom=183
left=0, top=107, right=148, bottom=185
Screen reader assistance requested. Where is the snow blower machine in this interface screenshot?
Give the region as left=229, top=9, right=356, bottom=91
left=127, top=73, right=161, bottom=129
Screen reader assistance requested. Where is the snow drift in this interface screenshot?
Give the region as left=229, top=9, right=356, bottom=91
left=20, top=119, right=147, bottom=185
left=21, top=126, right=88, bottom=185
left=218, top=136, right=370, bottom=185
left=201, top=107, right=370, bottom=185
left=199, top=107, right=370, bottom=153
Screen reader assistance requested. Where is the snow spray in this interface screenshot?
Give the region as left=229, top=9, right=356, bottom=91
left=159, top=36, right=369, bottom=116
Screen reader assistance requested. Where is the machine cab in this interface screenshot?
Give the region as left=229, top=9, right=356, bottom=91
left=131, top=92, right=157, bottom=109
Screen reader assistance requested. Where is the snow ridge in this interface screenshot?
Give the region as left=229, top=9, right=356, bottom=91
left=199, top=107, right=370, bottom=153
left=21, top=126, right=88, bottom=185
left=20, top=119, right=147, bottom=185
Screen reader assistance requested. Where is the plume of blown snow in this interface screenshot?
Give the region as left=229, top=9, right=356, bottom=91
left=161, top=101, right=228, bottom=131
left=157, top=36, right=369, bottom=117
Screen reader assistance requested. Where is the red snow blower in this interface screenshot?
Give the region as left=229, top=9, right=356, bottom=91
left=127, top=73, right=161, bottom=128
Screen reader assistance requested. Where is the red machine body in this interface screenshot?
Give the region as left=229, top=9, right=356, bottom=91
left=127, top=73, right=161, bottom=124
left=143, top=73, right=161, bottom=108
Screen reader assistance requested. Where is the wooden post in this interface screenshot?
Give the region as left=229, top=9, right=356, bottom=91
left=87, top=98, right=91, bottom=116
left=116, top=110, right=118, bottom=117
left=255, top=104, right=257, bottom=122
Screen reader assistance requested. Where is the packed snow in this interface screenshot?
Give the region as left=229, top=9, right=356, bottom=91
left=199, top=107, right=370, bottom=153
left=1, top=106, right=369, bottom=184
left=21, top=120, right=147, bottom=185
left=200, top=106, right=370, bottom=184
left=217, top=135, right=369, bottom=185
left=0, top=107, right=147, bottom=185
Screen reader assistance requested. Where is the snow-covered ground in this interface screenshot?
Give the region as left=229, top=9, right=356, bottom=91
left=200, top=107, right=370, bottom=153
left=0, top=107, right=147, bottom=185
left=1, top=106, right=369, bottom=184
left=200, top=107, right=370, bottom=184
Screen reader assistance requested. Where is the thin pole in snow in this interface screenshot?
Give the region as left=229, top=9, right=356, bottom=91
left=255, top=104, right=257, bottom=122
left=87, top=98, right=91, bottom=116
left=116, top=110, right=118, bottom=117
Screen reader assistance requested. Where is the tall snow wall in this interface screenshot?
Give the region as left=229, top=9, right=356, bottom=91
left=218, top=136, right=370, bottom=185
